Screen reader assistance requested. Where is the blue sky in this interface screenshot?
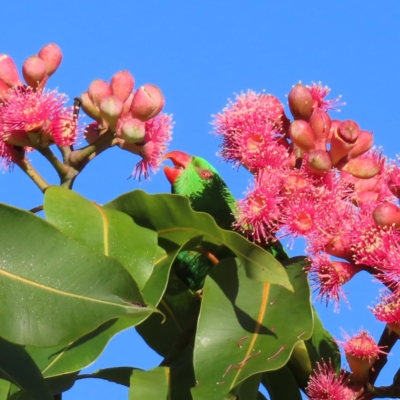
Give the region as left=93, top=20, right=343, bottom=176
left=1, top=1, right=400, bottom=398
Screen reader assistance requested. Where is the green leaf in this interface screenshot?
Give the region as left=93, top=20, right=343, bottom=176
left=192, top=257, right=312, bottom=400
left=261, top=367, right=302, bottom=400
left=0, top=337, right=52, bottom=400
left=44, top=186, right=158, bottom=289
left=235, top=373, right=261, bottom=400
left=0, top=202, right=157, bottom=347
left=9, top=372, right=79, bottom=400
left=129, top=367, right=170, bottom=399
left=0, top=379, right=11, bottom=400
left=78, top=367, right=136, bottom=386
left=105, top=191, right=292, bottom=290
left=26, top=318, right=138, bottom=378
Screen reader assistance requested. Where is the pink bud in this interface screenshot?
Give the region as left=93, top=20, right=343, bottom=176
left=22, top=56, right=47, bottom=88
left=328, top=119, right=341, bottom=142
left=0, top=78, right=9, bottom=97
left=288, top=84, right=313, bottom=121
left=373, top=203, right=400, bottom=229
left=388, top=168, right=400, bottom=199
left=84, top=122, right=101, bottom=144
left=110, top=70, right=134, bottom=103
left=307, top=149, right=332, bottom=175
left=120, top=118, right=146, bottom=143
left=38, top=43, right=62, bottom=77
left=309, top=109, right=331, bottom=149
left=348, top=130, right=373, bottom=158
left=130, top=84, right=165, bottom=121
left=88, top=79, right=112, bottom=107
left=340, top=157, right=380, bottom=179
left=328, top=120, right=360, bottom=165
left=123, top=92, right=134, bottom=115
left=81, top=91, right=101, bottom=121
left=2, top=130, right=31, bottom=147
left=288, top=120, right=316, bottom=151
left=0, top=54, right=23, bottom=87
left=99, top=95, right=123, bottom=131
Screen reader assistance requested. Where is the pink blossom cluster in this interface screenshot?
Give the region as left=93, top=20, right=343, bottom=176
left=80, top=72, right=172, bottom=179
left=214, top=82, right=400, bottom=313
left=0, top=44, right=80, bottom=167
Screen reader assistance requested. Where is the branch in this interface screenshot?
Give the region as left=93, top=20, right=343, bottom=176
left=363, top=368, right=400, bottom=399
left=15, top=158, right=50, bottom=192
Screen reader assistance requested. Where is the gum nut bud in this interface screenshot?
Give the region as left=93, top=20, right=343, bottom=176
left=328, top=119, right=341, bottom=142
left=288, top=120, right=316, bottom=151
left=0, top=78, right=9, bottom=95
left=88, top=79, right=112, bottom=107
left=329, top=127, right=358, bottom=166
left=309, top=109, right=331, bottom=142
left=22, top=55, right=47, bottom=88
left=130, top=84, right=165, bottom=121
left=348, top=130, right=373, bottom=158
left=99, top=95, right=123, bottom=130
left=123, top=92, right=134, bottom=115
left=0, top=54, right=23, bottom=87
left=81, top=91, right=101, bottom=121
left=84, top=122, right=101, bottom=144
left=338, top=120, right=359, bottom=143
left=38, top=43, right=63, bottom=76
left=340, top=157, right=380, bottom=179
left=373, top=203, right=400, bottom=229
left=307, top=149, right=332, bottom=175
left=288, top=84, right=313, bottom=121
left=110, top=70, right=134, bottom=103
left=120, top=118, right=146, bottom=143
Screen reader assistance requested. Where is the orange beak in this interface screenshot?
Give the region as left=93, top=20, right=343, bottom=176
left=163, top=150, right=192, bottom=184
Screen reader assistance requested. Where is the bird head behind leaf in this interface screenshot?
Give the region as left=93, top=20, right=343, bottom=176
left=163, top=150, right=236, bottom=230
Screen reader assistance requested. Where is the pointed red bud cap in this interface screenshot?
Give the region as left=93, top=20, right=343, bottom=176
left=340, top=157, right=380, bottom=179
left=307, top=150, right=332, bottom=175
left=22, top=55, right=47, bottom=88
left=338, top=120, right=359, bottom=143
left=110, top=70, right=134, bottom=103
left=288, top=84, right=313, bottom=121
left=0, top=54, right=23, bottom=87
left=163, top=150, right=192, bottom=184
left=309, top=109, right=331, bottom=147
left=88, top=79, right=112, bottom=107
left=38, top=43, right=62, bottom=77
left=130, top=84, right=165, bottom=121
left=120, top=118, right=146, bottom=143
left=373, top=203, right=400, bottom=229
left=99, top=95, right=123, bottom=131
left=288, top=120, right=316, bottom=151
left=329, top=120, right=360, bottom=165
left=348, top=130, right=373, bottom=158
left=81, top=91, right=101, bottom=121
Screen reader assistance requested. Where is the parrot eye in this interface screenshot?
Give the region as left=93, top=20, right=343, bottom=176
left=199, top=170, right=213, bottom=180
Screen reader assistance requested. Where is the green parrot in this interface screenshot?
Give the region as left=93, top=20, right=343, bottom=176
left=163, top=151, right=288, bottom=291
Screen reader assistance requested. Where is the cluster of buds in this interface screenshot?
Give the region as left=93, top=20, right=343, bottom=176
left=0, top=44, right=80, bottom=167
left=81, top=72, right=172, bottom=179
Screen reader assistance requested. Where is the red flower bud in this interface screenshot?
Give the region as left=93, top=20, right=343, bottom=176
left=84, top=122, right=101, bottom=144
left=110, top=70, right=134, bottom=103
left=329, top=120, right=360, bottom=165
left=373, top=203, right=400, bottom=229
left=288, top=84, right=313, bottom=121
left=288, top=120, right=316, bottom=151
left=309, top=109, right=331, bottom=149
left=340, top=157, right=380, bottom=179
left=347, top=130, right=373, bottom=158
left=130, top=84, right=165, bottom=121
left=81, top=91, right=101, bottom=121
left=120, top=118, right=146, bottom=143
left=38, top=43, right=63, bottom=77
left=99, top=95, right=123, bottom=131
left=307, top=149, right=332, bottom=175
left=22, top=56, right=47, bottom=88
left=0, top=54, right=23, bottom=87
left=88, top=79, right=112, bottom=107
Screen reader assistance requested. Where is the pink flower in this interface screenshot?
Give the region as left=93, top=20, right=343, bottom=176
left=307, top=82, right=344, bottom=112
left=213, top=91, right=290, bottom=171
left=234, top=169, right=282, bottom=242
left=306, top=361, right=357, bottom=400
left=337, top=330, right=386, bottom=384
left=307, top=253, right=360, bottom=309
left=371, top=292, right=400, bottom=335
left=0, top=140, right=17, bottom=169
left=133, top=113, right=173, bottom=180
left=51, top=107, right=80, bottom=146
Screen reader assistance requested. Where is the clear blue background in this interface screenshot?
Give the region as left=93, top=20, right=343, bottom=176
left=1, top=1, right=399, bottom=398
